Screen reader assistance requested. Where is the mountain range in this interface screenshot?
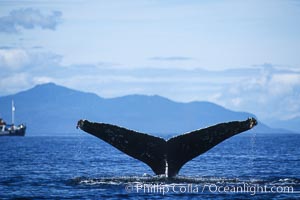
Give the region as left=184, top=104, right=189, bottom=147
left=0, top=83, right=295, bottom=136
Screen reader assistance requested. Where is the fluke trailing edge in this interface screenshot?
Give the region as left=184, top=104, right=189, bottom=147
left=77, top=118, right=257, bottom=177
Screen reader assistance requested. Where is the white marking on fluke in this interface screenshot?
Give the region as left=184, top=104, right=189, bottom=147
left=165, top=159, right=168, bottom=178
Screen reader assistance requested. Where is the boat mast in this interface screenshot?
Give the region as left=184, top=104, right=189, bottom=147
left=12, top=100, right=15, bottom=125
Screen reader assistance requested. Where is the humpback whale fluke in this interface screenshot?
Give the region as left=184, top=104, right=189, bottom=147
left=77, top=118, right=257, bottom=177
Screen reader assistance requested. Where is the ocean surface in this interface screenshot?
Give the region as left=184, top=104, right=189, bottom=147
left=0, top=133, right=299, bottom=199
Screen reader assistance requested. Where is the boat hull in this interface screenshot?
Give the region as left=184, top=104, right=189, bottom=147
left=0, top=126, right=26, bottom=136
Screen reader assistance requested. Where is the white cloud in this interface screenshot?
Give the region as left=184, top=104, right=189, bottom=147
left=0, top=72, right=56, bottom=95
left=0, top=48, right=63, bottom=95
left=215, top=65, right=300, bottom=121
left=0, top=48, right=62, bottom=74
left=0, top=8, right=62, bottom=33
left=0, top=73, right=31, bottom=94
left=0, top=49, right=29, bottom=70
left=32, top=76, right=56, bottom=85
left=269, top=74, right=300, bottom=95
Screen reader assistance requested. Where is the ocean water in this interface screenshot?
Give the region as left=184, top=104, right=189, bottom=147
left=0, top=133, right=299, bottom=199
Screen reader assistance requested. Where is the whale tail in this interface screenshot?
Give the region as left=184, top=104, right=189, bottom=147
left=77, top=118, right=257, bottom=177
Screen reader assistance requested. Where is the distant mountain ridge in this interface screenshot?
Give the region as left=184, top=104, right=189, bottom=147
left=0, top=83, right=293, bottom=136
left=267, top=117, right=300, bottom=133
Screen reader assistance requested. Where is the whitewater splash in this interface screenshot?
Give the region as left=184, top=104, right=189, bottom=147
left=66, top=175, right=299, bottom=197
left=69, top=175, right=300, bottom=186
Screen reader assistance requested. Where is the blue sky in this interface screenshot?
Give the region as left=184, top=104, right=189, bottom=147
left=0, top=0, right=300, bottom=122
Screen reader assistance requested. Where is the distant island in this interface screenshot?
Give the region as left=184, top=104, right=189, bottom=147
left=0, top=83, right=295, bottom=136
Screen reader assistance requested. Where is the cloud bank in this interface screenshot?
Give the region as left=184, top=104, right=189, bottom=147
left=0, top=8, right=62, bottom=33
left=149, top=56, right=193, bottom=61
left=1, top=47, right=300, bottom=122
left=218, top=65, right=300, bottom=121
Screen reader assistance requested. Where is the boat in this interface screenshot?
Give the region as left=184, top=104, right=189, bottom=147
left=0, top=100, right=26, bottom=136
